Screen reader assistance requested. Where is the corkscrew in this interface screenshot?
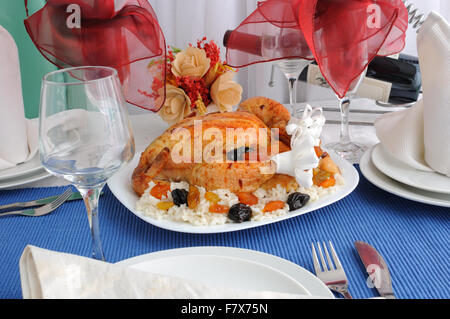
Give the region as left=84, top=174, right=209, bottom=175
left=402, top=0, right=426, bottom=31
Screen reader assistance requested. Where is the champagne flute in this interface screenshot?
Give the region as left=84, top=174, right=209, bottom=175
left=325, top=68, right=368, bottom=163
left=39, top=66, right=135, bottom=261
left=261, top=28, right=312, bottom=115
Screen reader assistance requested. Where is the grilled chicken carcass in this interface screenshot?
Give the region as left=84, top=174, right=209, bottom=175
left=132, top=97, right=291, bottom=196
left=132, top=97, right=339, bottom=196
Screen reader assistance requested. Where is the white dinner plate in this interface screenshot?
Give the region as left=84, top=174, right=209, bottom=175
left=0, top=169, right=51, bottom=190
left=360, top=146, right=450, bottom=207
left=116, top=246, right=334, bottom=298
left=371, top=143, right=450, bottom=195
left=108, top=150, right=359, bottom=234
left=0, top=152, right=43, bottom=181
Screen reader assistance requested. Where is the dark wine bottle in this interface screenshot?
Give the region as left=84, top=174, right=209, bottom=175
left=298, top=55, right=422, bottom=104
left=223, top=30, right=262, bottom=56
left=223, top=29, right=308, bottom=57
left=224, top=30, right=422, bottom=104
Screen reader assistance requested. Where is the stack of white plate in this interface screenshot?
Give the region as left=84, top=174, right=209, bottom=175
left=360, top=143, right=450, bottom=207
left=0, top=153, right=50, bottom=190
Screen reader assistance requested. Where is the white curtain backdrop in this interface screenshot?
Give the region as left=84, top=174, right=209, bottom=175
left=129, top=0, right=450, bottom=113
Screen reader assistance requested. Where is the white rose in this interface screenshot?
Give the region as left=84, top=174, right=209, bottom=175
left=171, top=46, right=211, bottom=79
left=157, top=85, right=192, bottom=125
left=210, top=71, right=243, bottom=112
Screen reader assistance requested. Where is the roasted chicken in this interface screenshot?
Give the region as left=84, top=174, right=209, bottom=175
left=132, top=97, right=338, bottom=197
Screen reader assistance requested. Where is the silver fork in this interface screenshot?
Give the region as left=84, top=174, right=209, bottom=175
left=0, top=188, right=73, bottom=217
left=311, top=241, right=353, bottom=299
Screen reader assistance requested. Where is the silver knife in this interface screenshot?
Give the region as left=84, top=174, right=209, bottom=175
left=0, top=191, right=87, bottom=211
left=354, top=241, right=396, bottom=299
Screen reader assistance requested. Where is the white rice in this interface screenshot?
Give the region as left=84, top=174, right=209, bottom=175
left=136, top=174, right=344, bottom=226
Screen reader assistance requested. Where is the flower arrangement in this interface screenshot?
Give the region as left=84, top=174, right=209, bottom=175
left=152, top=38, right=243, bottom=125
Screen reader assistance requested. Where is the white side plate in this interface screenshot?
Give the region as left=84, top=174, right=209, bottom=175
left=0, top=152, right=43, bottom=181
left=371, top=143, right=450, bottom=194
left=360, top=146, right=450, bottom=207
left=0, top=169, right=51, bottom=190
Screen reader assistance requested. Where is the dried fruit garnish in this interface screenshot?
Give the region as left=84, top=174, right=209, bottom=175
left=205, top=191, right=220, bottom=203
left=313, top=169, right=336, bottom=188
left=263, top=201, right=285, bottom=213
left=287, top=192, right=310, bottom=211
left=319, top=175, right=336, bottom=188
left=237, top=192, right=258, bottom=206
left=157, top=201, right=174, bottom=211
left=150, top=183, right=171, bottom=200
left=209, top=203, right=229, bottom=213
left=228, top=203, right=252, bottom=223
left=187, top=185, right=200, bottom=209
left=226, top=146, right=252, bottom=161
left=172, top=189, right=188, bottom=206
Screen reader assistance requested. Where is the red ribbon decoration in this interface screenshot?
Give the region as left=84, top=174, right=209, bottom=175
left=225, top=0, right=408, bottom=99
left=24, top=0, right=166, bottom=111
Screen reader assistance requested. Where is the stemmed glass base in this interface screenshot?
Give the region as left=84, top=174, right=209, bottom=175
left=324, top=96, right=367, bottom=163
left=324, top=69, right=368, bottom=163
left=325, top=141, right=366, bottom=164
left=78, top=184, right=106, bottom=261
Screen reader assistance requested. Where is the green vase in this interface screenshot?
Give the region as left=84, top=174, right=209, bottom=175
left=0, top=0, right=57, bottom=119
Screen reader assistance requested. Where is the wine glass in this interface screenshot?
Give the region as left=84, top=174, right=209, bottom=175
left=325, top=68, right=368, bottom=163
left=261, top=28, right=312, bottom=115
left=39, top=66, right=135, bottom=261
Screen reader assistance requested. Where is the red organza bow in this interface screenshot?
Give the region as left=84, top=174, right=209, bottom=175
left=24, top=0, right=166, bottom=111
left=225, top=0, right=408, bottom=98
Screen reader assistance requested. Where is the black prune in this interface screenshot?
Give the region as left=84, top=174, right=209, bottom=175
left=226, top=146, right=252, bottom=161
left=287, top=192, right=310, bottom=211
left=171, top=189, right=188, bottom=206
left=228, top=203, right=252, bottom=223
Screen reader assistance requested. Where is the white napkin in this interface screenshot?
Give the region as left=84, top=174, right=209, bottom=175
left=375, top=11, right=450, bottom=177
left=19, top=245, right=325, bottom=299
left=0, top=25, right=38, bottom=170
left=419, top=12, right=450, bottom=177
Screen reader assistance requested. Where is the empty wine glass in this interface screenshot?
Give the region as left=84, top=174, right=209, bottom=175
left=261, top=28, right=312, bottom=115
left=39, top=66, right=135, bottom=261
left=325, top=68, right=368, bottom=163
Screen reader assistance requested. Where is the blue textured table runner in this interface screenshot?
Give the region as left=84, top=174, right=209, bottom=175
left=0, top=167, right=448, bottom=299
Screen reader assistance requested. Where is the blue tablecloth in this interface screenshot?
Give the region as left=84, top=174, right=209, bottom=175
left=0, top=167, right=448, bottom=299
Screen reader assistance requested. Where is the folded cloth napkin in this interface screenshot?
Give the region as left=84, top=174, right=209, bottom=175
left=19, top=245, right=325, bottom=299
left=375, top=11, right=450, bottom=177
left=0, top=25, right=38, bottom=170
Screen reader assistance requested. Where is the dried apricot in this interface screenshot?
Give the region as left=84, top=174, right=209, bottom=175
left=157, top=201, right=174, bottom=211
left=237, top=192, right=258, bottom=206
left=263, top=201, right=285, bottom=213
left=319, top=175, right=336, bottom=188
left=205, top=191, right=220, bottom=203
left=150, top=183, right=170, bottom=200
left=313, top=169, right=331, bottom=186
left=187, top=185, right=200, bottom=209
left=209, top=203, right=229, bottom=214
